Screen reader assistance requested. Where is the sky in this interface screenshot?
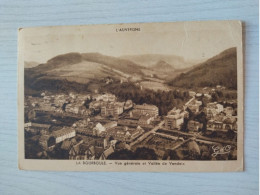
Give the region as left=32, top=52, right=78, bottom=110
left=21, top=20, right=241, bottom=66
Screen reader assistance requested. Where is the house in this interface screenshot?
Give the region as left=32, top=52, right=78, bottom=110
left=187, top=120, right=203, bottom=132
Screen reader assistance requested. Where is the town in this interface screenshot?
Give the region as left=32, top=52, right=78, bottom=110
left=24, top=85, right=238, bottom=161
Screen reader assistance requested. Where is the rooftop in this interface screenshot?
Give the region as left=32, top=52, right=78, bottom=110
left=52, top=128, right=75, bottom=138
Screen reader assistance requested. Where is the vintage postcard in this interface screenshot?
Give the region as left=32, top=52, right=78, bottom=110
left=18, top=21, right=243, bottom=172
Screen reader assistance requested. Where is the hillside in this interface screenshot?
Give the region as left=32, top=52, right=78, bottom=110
left=25, top=52, right=148, bottom=94
left=152, top=60, right=175, bottom=71
left=81, top=53, right=144, bottom=74
left=168, top=47, right=237, bottom=89
left=27, top=52, right=146, bottom=83
left=31, top=52, right=144, bottom=75
left=121, top=54, right=193, bottom=69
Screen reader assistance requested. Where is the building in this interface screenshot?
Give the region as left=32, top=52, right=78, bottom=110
left=24, top=122, right=50, bottom=130
left=93, top=123, right=106, bottom=136
left=39, top=135, right=49, bottom=150
left=103, top=93, right=116, bottom=102
left=195, top=93, right=202, bottom=98
left=165, top=115, right=184, bottom=130
left=207, top=120, right=223, bottom=130
left=189, top=91, right=196, bottom=97
left=132, top=104, right=159, bottom=118
left=125, top=126, right=145, bottom=142
left=138, top=115, right=154, bottom=126
left=61, top=138, right=78, bottom=151
left=69, top=140, right=105, bottom=160
left=164, top=108, right=188, bottom=130
left=100, top=146, right=115, bottom=160
left=124, top=100, right=133, bottom=110
left=165, top=109, right=182, bottom=130
left=118, top=118, right=138, bottom=127
left=224, top=107, right=234, bottom=117
left=87, top=146, right=104, bottom=160
left=101, top=102, right=124, bottom=117
left=89, top=101, right=101, bottom=111
left=104, top=121, right=117, bottom=130
left=216, top=85, right=222, bottom=89
left=69, top=141, right=89, bottom=160
left=207, top=102, right=224, bottom=112
left=187, top=120, right=202, bottom=132
left=207, top=116, right=236, bottom=131
left=204, top=93, right=212, bottom=99
left=48, top=128, right=76, bottom=147
left=93, top=93, right=116, bottom=102
left=205, top=102, right=224, bottom=119
left=24, top=122, right=51, bottom=134
left=222, top=117, right=237, bottom=130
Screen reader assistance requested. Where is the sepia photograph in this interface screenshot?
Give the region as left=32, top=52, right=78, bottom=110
left=18, top=21, right=243, bottom=171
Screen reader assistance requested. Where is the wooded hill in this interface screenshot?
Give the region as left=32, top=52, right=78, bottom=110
left=168, top=47, right=237, bottom=89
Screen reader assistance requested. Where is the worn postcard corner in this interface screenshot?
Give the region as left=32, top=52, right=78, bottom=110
left=18, top=20, right=243, bottom=172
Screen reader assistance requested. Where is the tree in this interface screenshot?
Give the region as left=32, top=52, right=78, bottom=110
left=107, top=149, right=134, bottom=160
left=134, top=147, right=157, bottom=160
left=211, top=93, right=219, bottom=102
left=195, top=112, right=207, bottom=133
left=227, top=129, right=235, bottom=140
left=180, top=118, right=189, bottom=132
